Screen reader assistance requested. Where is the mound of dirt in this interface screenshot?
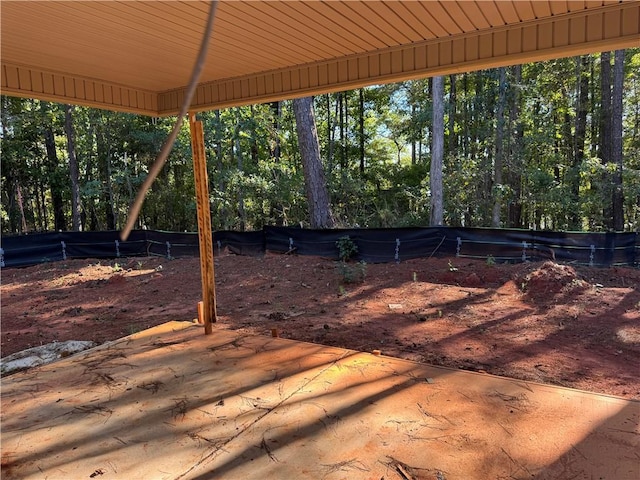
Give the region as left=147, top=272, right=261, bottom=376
left=519, top=261, right=589, bottom=299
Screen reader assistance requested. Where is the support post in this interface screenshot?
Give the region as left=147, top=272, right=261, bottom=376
left=189, top=112, right=216, bottom=334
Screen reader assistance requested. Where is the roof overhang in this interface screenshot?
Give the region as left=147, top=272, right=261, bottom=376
left=2, top=1, right=639, bottom=116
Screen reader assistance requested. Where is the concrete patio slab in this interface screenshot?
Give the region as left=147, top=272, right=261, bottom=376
left=1, top=321, right=638, bottom=479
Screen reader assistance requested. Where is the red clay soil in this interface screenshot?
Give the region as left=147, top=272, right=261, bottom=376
left=2, top=253, right=639, bottom=399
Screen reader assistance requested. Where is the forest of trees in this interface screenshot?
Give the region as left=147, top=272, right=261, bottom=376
left=2, top=50, right=639, bottom=236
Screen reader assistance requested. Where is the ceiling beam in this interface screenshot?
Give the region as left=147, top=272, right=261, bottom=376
left=158, top=3, right=640, bottom=115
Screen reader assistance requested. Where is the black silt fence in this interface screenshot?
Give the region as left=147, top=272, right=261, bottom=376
left=145, top=231, right=199, bottom=258
left=263, top=226, right=638, bottom=267
left=214, top=230, right=265, bottom=257
left=1, top=227, right=638, bottom=268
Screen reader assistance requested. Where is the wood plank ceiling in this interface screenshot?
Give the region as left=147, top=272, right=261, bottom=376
left=2, top=1, right=638, bottom=116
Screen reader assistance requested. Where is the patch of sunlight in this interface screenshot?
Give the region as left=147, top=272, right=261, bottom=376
left=616, top=326, right=640, bottom=344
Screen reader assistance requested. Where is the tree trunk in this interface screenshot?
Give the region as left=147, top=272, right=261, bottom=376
left=359, top=89, right=365, bottom=173
left=4, top=180, right=17, bottom=233
left=293, top=96, right=335, bottom=229
left=600, top=52, right=613, bottom=228
left=234, top=109, right=246, bottom=231
left=64, top=104, right=82, bottom=231
left=507, top=65, right=524, bottom=228
left=43, top=119, right=67, bottom=231
left=269, top=102, right=285, bottom=226
left=326, top=94, right=335, bottom=170
left=36, top=165, right=48, bottom=231
left=411, top=103, right=417, bottom=165
left=589, top=56, right=598, bottom=159
left=339, top=92, right=346, bottom=169
left=16, top=183, right=28, bottom=233
left=91, top=113, right=116, bottom=230
left=612, top=49, right=625, bottom=231
left=561, top=105, right=573, bottom=227
left=214, top=109, right=227, bottom=226
left=462, top=74, right=469, bottom=158
left=482, top=72, right=494, bottom=225
left=492, top=67, right=507, bottom=227
left=569, top=55, right=589, bottom=230
left=448, top=74, right=457, bottom=154
left=270, top=101, right=281, bottom=161
left=344, top=91, right=349, bottom=169
left=81, top=150, right=96, bottom=230
left=249, top=105, right=259, bottom=164
left=430, top=76, right=445, bottom=226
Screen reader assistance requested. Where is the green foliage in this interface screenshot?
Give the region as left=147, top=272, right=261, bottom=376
left=336, top=235, right=358, bottom=262
left=335, top=235, right=366, bottom=284
left=2, top=48, right=640, bottom=234
left=337, top=260, right=367, bottom=284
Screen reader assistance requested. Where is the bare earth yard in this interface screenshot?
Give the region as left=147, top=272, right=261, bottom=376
left=2, top=253, right=639, bottom=399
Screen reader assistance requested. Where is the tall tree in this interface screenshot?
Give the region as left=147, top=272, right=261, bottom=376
left=270, top=101, right=282, bottom=161
left=64, top=104, right=82, bottom=231
left=430, top=76, right=444, bottom=226
left=325, top=93, right=337, bottom=171
left=16, top=184, right=28, bottom=233
left=612, top=49, right=625, bottom=230
left=233, top=108, right=247, bottom=231
left=213, top=109, right=227, bottom=223
left=448, top=74, right=457, bottom=154
left=359, top=89, right=365, bottom=173
left=507, top=65, right=524, bottom=228
left=293, top=96, right=335, bottom=228
left=339, top=92, right=346, bottom=169
left=41, top=103, right=66, bottom=231
left=600, top=52, right=614, bottom=228
left=462, top=74, right=470, bottom=158
left=90, top=112, right=116, bottom=230
left=569, top=55, right=590, bottom=230
left=492, top=67, right=507, bottom=227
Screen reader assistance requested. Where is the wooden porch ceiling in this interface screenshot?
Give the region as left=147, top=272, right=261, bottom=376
left=2, top=1, right=638, bottom=116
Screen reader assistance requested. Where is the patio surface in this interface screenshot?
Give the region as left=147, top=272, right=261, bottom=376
left=1, top=321, right=638, bottom=479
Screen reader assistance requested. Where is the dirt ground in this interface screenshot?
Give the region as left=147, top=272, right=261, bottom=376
left=2, top=253, right=639, bottom=399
